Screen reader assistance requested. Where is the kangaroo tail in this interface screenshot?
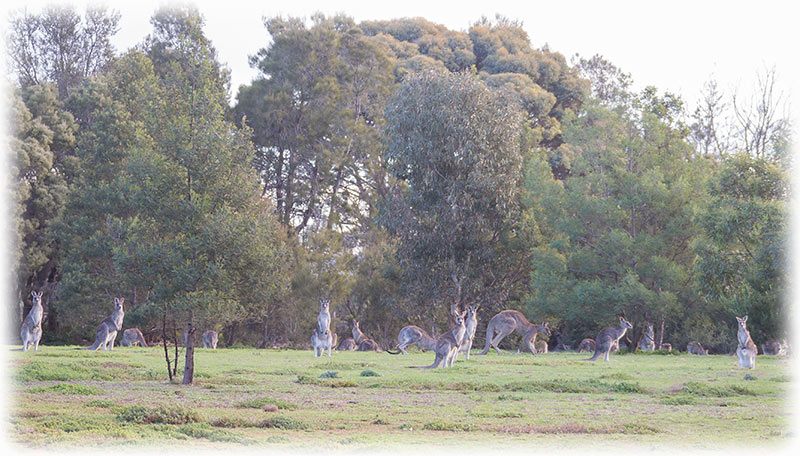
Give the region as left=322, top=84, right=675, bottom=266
left=413, top=353, right=442, bottom=369
left=479, top=322, right=494, bottom=355
left=585, top=348, right=601, bottom=361
left=86, top=338, right=101, bottom=351
left=386, top=345, right=402, bottom=355
left=139, top=335, right=148, bottom=348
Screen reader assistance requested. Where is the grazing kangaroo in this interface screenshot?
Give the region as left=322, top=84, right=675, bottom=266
left=735, top=316, right=757, bottom=369
left=761, top=340, right=785, bottom=356
left=119, top=328, right=148, bottom=347
left=317, top=299, right=331, bottom=333
left=20, top=291, right=44, bottom=352
left=479, top=310, right=550, bottom=355
left=577, top=338, right=596, bottom=353
left=87, top=297, right=125, bottom=351
left=352, top=320, right=381, bottom=352
left=416, top=314, right=467, bottom=368
left=456, top=305, right=480, bottom=360
left=687, top=341, right=708, bottom=355
left=387, top=325, right=437, bottom=354
left=638, top=324, right=656, bottom=352
left=586, top=317, right=632, bottom=361
left=311, top=327, right=334, bottom=357
left=203, top=330, right=218, bottom=349
left=337, top=337, right=356, bottom=351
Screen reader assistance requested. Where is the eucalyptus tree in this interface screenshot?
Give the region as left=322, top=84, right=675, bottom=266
left=382, top=70, right=525, bottom=328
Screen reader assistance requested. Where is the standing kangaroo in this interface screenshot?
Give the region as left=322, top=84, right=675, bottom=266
left=586, top=317, right=632, bottom=362
left=20, top=291, right=44, bottom=352
left=638, top=324, right=655, bottom=352
left=311, top=327, right=334, bottom=357
left=577, top=338, right=596, bottom=353
left=203, top=330, right=218, bottom=349
left=416, top=314, right=467, bottom=368
left=736, top=316, right=757, bottom=369
left=387, top=326, right=437, bottom=354
left=687, top=341, right=708, bottom=355
left=456, top=305, right=479, bottom=360
left=119, top=328, right=148, bottom=347
left=87, top=297, right=125, bottom=351
left=317, top=299, right=331, bottom=333
left=352, top=320, right=381, bottom=352
left=479, top=310, right=550, bottom=355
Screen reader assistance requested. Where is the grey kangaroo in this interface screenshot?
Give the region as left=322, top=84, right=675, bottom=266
left=416, top=314, right=466, bottom=368
left=479, top=310, right=550, bottom=355
left=638, top=324, right=655, bottom=352
left=387, top=325, right=437, bottom=354
left=317, top=299, right=331, bottom=333
left=87, top=297, right=125, bottom=351
left=456, top=305, right=479, bottom=360
left=761, top=339, right=785, bottom=356
left=119, top=328, right=148, bottom=347
left=735, top=316, right=757, bottom=369
left=352, top=320, right=380, bottom=352
left=586, top=317, right=632, bottom=361
left=203, top=330, right=218, bottom=349
left=577, top=338, right=595, bottom=353
left=337, top=337, right=357, bottom=351
left=20, top=291, right=44, bottom=352
left=311, top=327, right=334, bottom=357
left=686, top=341, right=708, bottom=355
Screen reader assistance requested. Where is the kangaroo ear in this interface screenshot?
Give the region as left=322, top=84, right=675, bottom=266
left=743, top=316, right=748, bottom=322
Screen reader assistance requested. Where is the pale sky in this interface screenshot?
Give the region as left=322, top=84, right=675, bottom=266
left=4, top=0, right=798, bottom=116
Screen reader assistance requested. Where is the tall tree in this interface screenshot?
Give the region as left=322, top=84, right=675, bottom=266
left=7, top=5, right=121, bottom=100
left=57, top=6, right=288, bottom=383
left=381, top=71, right=524, bottom=327
left=8, top=85, right=76, bottom=337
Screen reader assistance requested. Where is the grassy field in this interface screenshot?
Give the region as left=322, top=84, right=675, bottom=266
left=5, top=345, right=794, bottom=451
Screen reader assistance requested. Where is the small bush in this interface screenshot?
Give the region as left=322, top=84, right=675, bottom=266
left=29, top=383, right=103, bottom=395
left=261, top=415, right=308, bottom=430
left=319, top=371, right=339, bottom=378
left=116, top=404, right=201, bottom=424
left=86, top=399, right=116, bottom=408
left=680, top=382, right=757, bottom=397
left=360, top=370, right=380, bottom=377
left=235, top=396, right=296, bottom=410
left=423, top=420, right=474, bottom=432
left=496, top=394, right=524, bottom=401
left=658, top=395, right=696, bottom=406
left=176, top=423, right=242, bottom=442
left=17, top=362, right=111, bottom=382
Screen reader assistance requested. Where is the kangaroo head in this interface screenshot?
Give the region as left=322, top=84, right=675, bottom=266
left=319, top=299, right=329, bottom=311
left=454, top=315, right=464, bottom=326
left=114, top=297, right=125, bottom=311
left=736, top=316, right=748, bottom=330
left=31, top=291, right=43, bottom=303
left=619, top=317, right=633, bottom=329
left=538, top=322, right=551, bottom=336
left=353, top=320, right=360, bottom=330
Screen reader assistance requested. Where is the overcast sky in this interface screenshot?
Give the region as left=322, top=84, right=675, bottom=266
left=5, top=0, right=798, bottom=116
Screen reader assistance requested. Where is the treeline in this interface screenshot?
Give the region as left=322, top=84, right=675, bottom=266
left=8, top=6, right=790, bottom=360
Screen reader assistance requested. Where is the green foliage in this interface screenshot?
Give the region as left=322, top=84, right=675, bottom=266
left=360, top=370, right=381, bottom=377
left=234, top=396, right=297, bottom=410
left=319, top=371, right=339, bottom=378
left=28, top=383, right=103, bottom=395
left=116, top=404, right=201, bottom=424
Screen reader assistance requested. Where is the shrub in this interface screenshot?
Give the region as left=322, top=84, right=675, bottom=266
left=29, top=383, right=103, bottom=395
left=116, top=404, right=201, bottom=424
left=319, top=371, right=339, bottom=378
left=235, top=396, right=296, bottom=410
left=360, top=370, right=380, bottom=377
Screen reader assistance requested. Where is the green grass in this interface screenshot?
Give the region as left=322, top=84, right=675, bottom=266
left=8, top=345, right=791, bottom=449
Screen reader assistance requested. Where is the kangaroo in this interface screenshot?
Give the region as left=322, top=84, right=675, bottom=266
left=352, top=320, right=381, bottom=352
left=337, top=337, right=357, bottom=351
left=638, top=324, right=656, bottom=352
left=479, top=310, right=550, bottom=355
left=317, top=299, right=331, bottom=333
left=659, top=342, right=672, bottom=352
left=735, top=316, right=757, bottom=369
left=687, top=341, right=708, bottom=355
left=20, top=291, right=44, bottom=352
left=761, top=340, right=785, bottom=356
left=387, top=325, right=437, bottom=354
left=203, top=330, right=218, bottom=349
left=577, top=338, right=596, bottom=353
left=311, top=327, right=334, bottom=357
left=456, top=305, right=479, bottom=360
left=416, top=314, right=466, bottom=368
left=119, top=328, right=148, bottom=347
left=87, top=297, right=125, bottom=351
left=586, top=317, right=632, bottom=361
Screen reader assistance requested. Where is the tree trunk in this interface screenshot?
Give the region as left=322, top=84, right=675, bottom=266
left=657, top=317, right=665, bottom=350
left=259, top=314, right=269, bottom=349
left=182, top=317, right=195, bottom=385
left=224, top=322, right=237, bottom=347
left=162, top=307, right=172, bottom=382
